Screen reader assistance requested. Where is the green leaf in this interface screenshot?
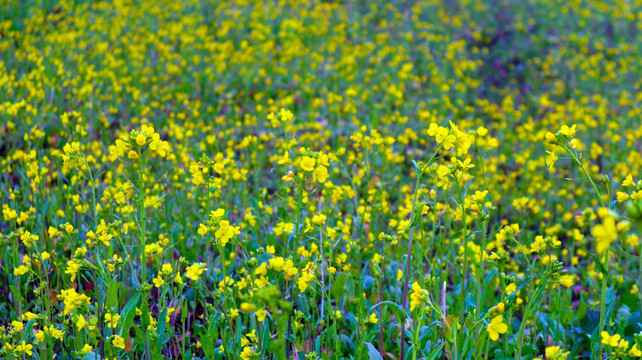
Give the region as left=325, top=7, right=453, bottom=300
left=365, top=342, right=383, bottom=360
left=120, top=293, right=141, bottom=338
left=104, top=280, right=120, bottom=309
left=410, top=204, right=425, bottom=228
left=411, top=160, right=420, bottom=175
left=369, top=300, right=409, bottom=325
left=10, top=285, right=22, bottom=303
left=23, top=319, right=36, bottom=339
left=156, top=308, right=168, bottom=353
left=588, top=252, right=609, bottom=277
left=333, top=273, right=349, bottom=302
left=196, top=325, right=216, bottom=359
left=426, top=341, right=445, bottom=360
left=83, top=352, right=103, bottom=360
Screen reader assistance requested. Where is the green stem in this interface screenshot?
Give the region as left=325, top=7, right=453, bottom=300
left=294, top=176, right=304, bottom=244
left=639, top=225, right=642, bottom=318
left=81, top=155, right=98, bottom=227
left=137, top=154, right=150, bottom=360
left=400, top=144, right=442, bottom=360
left=475, top=219, right=488, bottom=343
left=596, top=249, right=609, bottom=359
left=412, top=314, right=425, bottom=360
left=565, top=145, right=605, bottom=208
left=564, top=144, right=608, bottom=357
left=138, top=156, right=147, bottom=284
left=458, top=179, right=468, bottom=322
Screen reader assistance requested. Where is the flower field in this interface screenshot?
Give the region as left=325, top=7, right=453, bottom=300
left=2, top=0, right=642, bottom=359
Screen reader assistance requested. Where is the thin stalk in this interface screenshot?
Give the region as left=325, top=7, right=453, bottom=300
left=400, top=144, right=442, bottom=359
left=412, top=314, right=425, bottom=360
left=138, top=155, right=147, bottom=284
left=563, top=144, right=607, bottom=357
left=564, top=145, right=605, bottom=208
left=596, top=249, right=609, bottom=359
left=639, top=224, right=642, bottom=318
left=475, top=219, right=488, bottom=344
left=457, top=179, right=468, bottom=321
left=400, top=173, right=423, bottom=360
left=137, top=154, right=150, bottom=359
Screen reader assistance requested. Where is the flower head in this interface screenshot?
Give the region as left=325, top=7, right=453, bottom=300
left=486, top=315, right=508, bottom=341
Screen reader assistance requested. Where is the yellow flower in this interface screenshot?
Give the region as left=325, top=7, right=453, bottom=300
left=592, top=215, right=617, bottom=254
left=256, top=309, right=267, bottom=322
left=48, top=226, right=62, bottom=238
left=80, top=344, right=93, bottom=355
left=486, top=315, right=508, bottom=341
left=21, top=312, right=37, bottom=321
left=558, top=275, right=574, bottom=288
left=185, top=263, right=207, bottom=281
left=298, top=271, right=314, bottom=292
left=545, top=346, right=562, bottom=359
left=153, top=276, right=164, bottom=288
left=105, top=313, right=120, bottom=328
left=435, top=127, right=456, bottom=150
left=44, top=324, right=65, bottom=340
left=545, top=131, right=557, bottom=144
left=367, top=313, right=378, bottom=324
left=161, top=263, right=173, bottom=275
left=198, top=223, right=209, bottom=236
left=313, top=166, right=329, bottom=183
left=76, top=314, right=88, bottom=331
left=174, top=273, right=184, bottom=285
left=240, top=303, right=256, bottom=312
left=277, top=151, right=291, bottom=165
left=427, top=123, right=440, bottom=136
left=282, top=170, right=294, bottom=182
left=601, top=331, right=620, bottom=346
left=34, top=330, right=45, bottom=342
left=617, top=191, right=629, bottom=203
left=505, top=283, right=517, bottom=294
left=278, top=108, right=294, bottom=122
left=66, top=259, right=80, bottom=282
left=149, top=133, right=171, bottom=157
left=410, top=281, right=429, bottom=311
left=11, top=321, right=23, bottom=331
left=112, top=335, right=126, bottom=350
left=629, top=344, right=642, bottom=357
left=240, top=347, right=257, bottom=360
left=560, top=124, right=577, bottom=138
left=300, top=156, right=316, bottom=172
left=545, top=150, right=558, bottom=170
left=623, top=174, right=636, bottom=187
left=59, top=288, right=91, bottom=315
left=135, top=133, right=147, bottom=146
left=211, top=208, right=226, bottom=219
left=109, top=139, right=131, bottom=161
left=619, top=339, right=630, bottom=350
left=215, top=220, right=240, bottom=246
left=15, top=341, right=33, bottom=356
left=13, top=265, right=28, bottom=276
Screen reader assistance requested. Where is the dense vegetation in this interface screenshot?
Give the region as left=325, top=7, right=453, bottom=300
left=2, top=0, right=642, bottom=359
